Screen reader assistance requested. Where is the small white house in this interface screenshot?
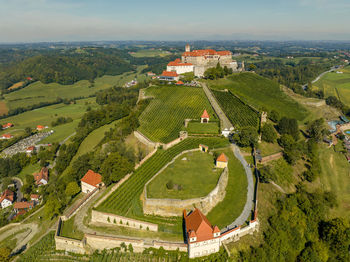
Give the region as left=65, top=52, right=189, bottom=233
left=81, top=170, right=104, bottom=194
left=0, top=189, right=14, bottom=209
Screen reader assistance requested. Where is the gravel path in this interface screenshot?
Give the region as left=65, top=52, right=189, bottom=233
left=201, top=82, right=233, bottom=130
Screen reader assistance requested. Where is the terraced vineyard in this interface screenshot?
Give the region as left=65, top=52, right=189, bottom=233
left=138, top=85, right=217, bottom=143
left=97, top=137, right=229, bottom=217
left=212, top=90, right=259, bottom=128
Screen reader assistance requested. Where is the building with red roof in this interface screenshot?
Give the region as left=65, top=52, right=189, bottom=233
left=0, top=134, right=13, bottom=140
left=159, top=71, right=179, bottom=82
left=216, top=153, right=228, bottom=168
left=184, top=208, right=221, bottom=258
left=36, top=125, right=47, bottom=131
left=81, top=170, right=103, bottom=193
left=26, top=146, right=36, bottom=154
left=167, top=58, right=194, bottom=75
left=13, top=201, right=35, bottom=214
left=201, top=110, right=210, bottom=123
left=0, top=189, right=14, bottom=209
left=33, top=167, right=49, bottom=186
left=2, top=123, right=13, bottom=129
left=176, top=80, right=184, bottom=85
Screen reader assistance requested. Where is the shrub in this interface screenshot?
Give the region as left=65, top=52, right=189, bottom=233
left=166, top=180, right=174, bottom=190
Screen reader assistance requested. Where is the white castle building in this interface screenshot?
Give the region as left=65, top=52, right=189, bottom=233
left=165, top=44, right=242, bottom=77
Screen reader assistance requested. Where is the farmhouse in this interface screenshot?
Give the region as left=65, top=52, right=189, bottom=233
left=216, top=153, right=228, bottom=168
left=1, top=134, right=13, bottom=140
left=0, top=189, right=14, bottom=209
left=201, top=110, right=210, bottom=123
left=159, top=71, right=179, bottom=81
left=33, top=167, right=49, bottom=185
left=13, top=201, right=34, bottom=213
left=37, top=125, right=47, bottom=131
left=81, top=170, right=103, bottom=194
left=184, top=208, right=221, bottom=258
left=2, top=123, right=13, bottom=129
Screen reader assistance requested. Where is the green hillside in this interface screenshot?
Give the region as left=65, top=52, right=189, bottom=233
left=138, top=85, right=217, bottom=143
left=209, top=73, right=309, bottom=121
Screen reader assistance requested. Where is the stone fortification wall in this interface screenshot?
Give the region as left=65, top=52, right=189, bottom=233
left=143, top=167, right=228, bottom=217
left=90, top=210, right=158, bottom=232
left=134, top=131, right=159, bottom=148
left=220, top=219, right=259, bottom=243
left=85, top=234, right=144, bottom=252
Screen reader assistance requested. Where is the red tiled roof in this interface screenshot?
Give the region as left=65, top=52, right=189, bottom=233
left=14, top=201, right=34, bottom=209
left=37, top=125, right=44, bottom=129
left=81, top=170, right=102, bottom=187
left=2, top=134, right=13, bottom=139
left=201, top=110, right=209, bottom=119
left=217, top=153, right=228, bottom=163
left=0, top=189, right=14, bottom=203
left=184, top=208, right=219, bottom=242
left=176, top=81, right=184, bottom=85
left=2, top=123, right=13, bottom=128
left=27, top=146, right=35, bottom=151
left=168, top=59, right=193, bottom=67
left=33, top=167, right=48, bottom=185
left=161, top=71, right=178, bottom=77
left=213, top=225, right=220, bottom=233
left=182, top=49, right=232, bottom=57
left=30, top=194, right=39, bottom=200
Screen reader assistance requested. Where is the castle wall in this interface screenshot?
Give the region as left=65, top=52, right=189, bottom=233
left=143, top=167, right=228, bottom=217
left=188, top=237, right=220, bottom=258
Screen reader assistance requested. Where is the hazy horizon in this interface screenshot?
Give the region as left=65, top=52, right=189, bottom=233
left=0, top=0, right=349, bottom=42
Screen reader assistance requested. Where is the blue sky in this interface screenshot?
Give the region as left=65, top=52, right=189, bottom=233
left=0, top=0, right=349, bottom=42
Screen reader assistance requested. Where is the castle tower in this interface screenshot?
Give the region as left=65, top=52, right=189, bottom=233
left=185, top=44, right=190, bottom=52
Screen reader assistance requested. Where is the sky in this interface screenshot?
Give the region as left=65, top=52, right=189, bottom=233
left=0, top=0, right=349, bottom=42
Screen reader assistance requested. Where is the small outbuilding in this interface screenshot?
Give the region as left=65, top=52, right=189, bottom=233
left=216, top=153, right=228, bottom=168
left=199, top=144, right=209, bottom=152
left=81, top=170, right=103, bottom=194
left=201, top=110, right=210, bottom=123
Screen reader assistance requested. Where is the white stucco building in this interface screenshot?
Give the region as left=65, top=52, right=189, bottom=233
left=0, top=189, right=14, bottom=209
left=81, top=170, right=104, bottom=194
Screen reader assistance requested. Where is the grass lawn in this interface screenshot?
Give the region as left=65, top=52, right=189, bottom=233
left=147, top=150, right=221, bottom=199
left=313, top=66, right=350, bottom=106
left=59, top=216, right=84, bottom=240
left=17, top=163, right=41, bottom=182
left=208, top=73, right=308, bottom=121
left=186, top=121, right=219, bottom=134
left=0, top=100, right=8, bottom=116
left=259, top=141, right=282, bottom=157
left=206, top=148, right=248, bottom=228
left=138, top=85, right=217, bottom=143
left=317, top=145, right=350, bottom=218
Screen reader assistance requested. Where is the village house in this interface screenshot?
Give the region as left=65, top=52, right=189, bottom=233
left=81, top=170, right=104, bottom=194
left=0, top=134, right=13, bottom=140
left=2, top=123, right=14, bottom=129
left=0, top=189, right=14, bottom=209
left=147, top=72, right=156, bottom=76
left=30, top=194, right=40, bottom=203
left=33, top=167, right=49, bottom=186
left=37, top=125, right=47, bottom=131
left=184, top=208, right=221, bottom=258
left=13, top=201, right=35, bottom=214
left=159, top=71, right=179, bottom=81
left=201, top=110, right=210, bottom=123
left=176, top=80, right=184, bottom=86
left=26, top=146, right=36, bottom=154
left=216, top=153, right=228, bottom=168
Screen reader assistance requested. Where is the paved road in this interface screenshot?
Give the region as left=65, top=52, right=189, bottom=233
left=302, top=66, right=338, bottom=90
left=222, top=144, right=254, bottom=231
left=201, top=82, right=233, bottom=130
left=12, top=177, right=23, bottom=202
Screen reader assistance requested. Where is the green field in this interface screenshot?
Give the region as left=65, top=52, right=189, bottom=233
left=59, top=216, right=84, bottom=240
left=138, top=85, right=217, bottom=143
left=1, top=68, right=146, bottom=111
left=130, top=49, right=172, bottom=57
left=208, top=73, right=308, bottom=121
left=313, top=66, right=350, bottom=106
left=186, top=121, right=219, bottom=134
left=212, top=89, right=259, bottom=128
left=318, top=145, right=350, bottom=218
left=0, top=98, right=98, bottom=144
left=147, top=150, right=222, bottom=199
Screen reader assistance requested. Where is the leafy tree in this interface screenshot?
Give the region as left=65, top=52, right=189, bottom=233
left=269, top=110, right=280, bottom=122
left=0, top=247, right=11, bottom=262
left=261, top=123, right=277, bottom=143
left=278, top=117, right=299, bottom=140
left=307, top=118, right=327, bottom=142
left=233, top=126, right=259, bottom=147
left=44, top=196, right=62, bottom=218
left=101, top=152, right=134, bottom=185
left=65, top=181, right=80, bottom=197
left=258, top=166, right=275, bottom=183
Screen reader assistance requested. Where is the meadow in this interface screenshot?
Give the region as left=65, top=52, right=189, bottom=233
left=130, top=49, right=173, bottom=57
left=313, top=66, right=350, bottom=106
left=208, top=73, right=309, bottom=121
left=147, top=150, right=222, bottom=199
left=186, top=121, right=219, bottom=134
left=138, top=85, right=217, bottom=143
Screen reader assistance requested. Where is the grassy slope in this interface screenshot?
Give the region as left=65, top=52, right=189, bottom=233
left=186, top=121, right=219, bottom=134
left=313, top=66, right=350, bottom=105
left=138, top=85, right=217, bottom=143
left=147, top=151, right=221, bottom=199
left=59, top=216, right=84, bottom=240
left=208, top=73, right=309, bottom=121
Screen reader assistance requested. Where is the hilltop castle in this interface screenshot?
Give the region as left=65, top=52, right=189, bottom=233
left=166, top=44, right=243, bottom=77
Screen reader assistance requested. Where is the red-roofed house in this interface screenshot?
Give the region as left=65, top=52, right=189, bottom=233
left=2, top=123, right=13, bottom=129
left=176, top=80, right=184, bottom=86
left=159, top=71, right=179, bottom=81
left=216, top=153, right=228, bottom=168
left=81, top=170, right=103, bottom=193
left=184, top=209, right=221, bottom=258
left=13, top=201, right=34, bottom=213
left=0, top=189, right=14, bottom=209
left=1, top=134, right=13, bottom=140
left=26, top=146, right=36, bottom=154
left=33, top=167, right=49, bottom=185
left=37, top=125, right=47, bottom=131
left=30, top=194, right=40, bottom=202
left=201, top=110, right=210, bottom=123
left=167, top=58, right=194, bottom=74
